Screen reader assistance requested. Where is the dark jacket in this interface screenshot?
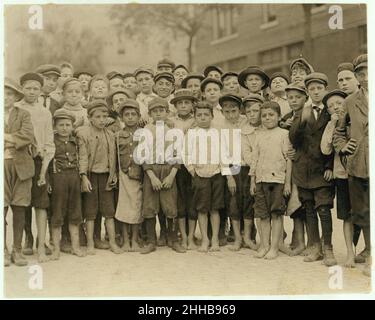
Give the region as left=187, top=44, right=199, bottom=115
left=5, top=106, right=35, bottom=180
left=289, top=106, right=334, bottom=189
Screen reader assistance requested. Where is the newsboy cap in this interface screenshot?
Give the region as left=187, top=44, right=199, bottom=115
left=242, top=93, right=265, bottom=105
left=353, top=54, right=367, bottom=71
left=219, top=94, right=242, bottom=108
left=181, top=73, right=205, bottom=88
left=134, top=67, right=154, bottom=78
left=269, top=72, right=290, bottom=85
left=20, top=72, right=44, bottom=87
left=74, top=71, right=94, bottom=78
left=200, top=77, right=223, bottom=92
left=107, top=71, right=123, bottom=81
left=85, top=99, right=109, bottom=115
left=304, top=72, right=328, bottom=87
left=157, top=58, right=175, bottom=70
left=35, top=64, right=61, bottom=77
left=154, top=72, right=175, bottom=84
left=203, top=65, right=224, bottom=78
left=285, top=83, right=307, bottom=95
left=5, top=77, right=24, bottom=99
left=106, top=88, right=136, bottom=106
left=148, top=97, right=169, bottom=112
left=53, top=108, right=76, bottom=122
left=170, top=89, right=198, bottom=105
left=337, top=62, right=355, bottom=74
left=322, top=89, right=348, bottom=108
left=62, top=78, right=82, bottom=91
left=289, top=57, right=314, bottom=74
left=238, top=66, right=269, bottom=90
left=173, top=64, right=189, bottom=73
left=118, top=99, right=140, bottom=115
left=221, top=71, right=238, bottom=83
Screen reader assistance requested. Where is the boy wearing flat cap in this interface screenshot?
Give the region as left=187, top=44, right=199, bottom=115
left=221, top=72, right=242, bottom=97
left=289, top=72, right=336, bottom=266
left=336, top=62, right=359, bottom=96
left=153, top=72, right=176, bottom=115
left=238, top=66, right=269, bottom=96
left=16, top=73, right=55, bottom=263
left=290, top=57, right=314, bottom=86
left=134, top=67, right=157, bottom=125
left=173, top=64, right=189, bottom=90
left=170, top=89, right=198, bottom=249
left=334, top=54, right=370, bottom=276
left=107, top=71, right=125, bottom=92
left=50, top=109, right=85, bottom=260
left=181, top=73, right=205, bottom=100
left=77, top=100, right=122, bottom=255
left=115, top=99, right=144, bottom=252
left=123, top=73, right=140, bottom=96
left=139, top=97, right=185, bottom=254
left=74, top=71, right=93, bottom=103
left=203, top=65, right=223, bottom=80
left=4, top=78, right=35, bottom=267
left=269, top=72, right=291, bottom=117
left=157, top=58, right=175, bottom=74
left=35, top=64, right=62, bottom=115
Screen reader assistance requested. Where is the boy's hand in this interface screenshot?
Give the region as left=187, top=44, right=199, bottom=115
left=250, top=179, right=256, bottom=196
left=331, top=113, right=339, bottom=122
left=341, top=138, right=357, bottom=155
left=301, top=105, right=312, bottom=123
left=109, top=175, right=118, bottom=188
left=227, top=175, right=237, bottom=195
left=47, top=184, right=52, bottom=194
left=284, top=117, right=294, bottom=128
left=287, top=147, right=296, bottom=160
left=324, top=169, right=334, bottom=182
left=37, top=175, right=46, bottom=187
left=138, top=118, right=148, bottom=127
left=162, top=174, right=175, bottom=189
left=150, top=176, right=163, bottom=191
left=81, top=175, right=92, bottom=192
left=283, top=183, right=291, bottom=198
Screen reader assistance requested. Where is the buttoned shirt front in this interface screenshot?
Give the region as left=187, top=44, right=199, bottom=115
left=53, top=134, right=79, bottom=172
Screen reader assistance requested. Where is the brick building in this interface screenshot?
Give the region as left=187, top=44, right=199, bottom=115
left=194, top=3, right=367, bottom=88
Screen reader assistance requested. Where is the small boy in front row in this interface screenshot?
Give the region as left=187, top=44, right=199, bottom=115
left=250, top=101, right=292, bottom=259
left=115, top=99, right=144, bottom=252
left=50, top=109, right=85, bottom=260
left=77, top=100, right=122, bottom=255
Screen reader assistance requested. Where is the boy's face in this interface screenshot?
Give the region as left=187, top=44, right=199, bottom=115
left=154, top=78, right=174, bottom=98
left=337, top=70, right=359, bottom=95
left=112, top=93, right=128, bottom=113
left=203, top=83, right=221, bottom=104
left=89, top=109, right=109, bottom=129
left=291, top=67, right=308, bottom=85
left=150, top=106, right=168, bottom=122
left=78, top=74, right=92, bottom=92
left=286, top=90, right=307, bottom=112
left=90, top=80, right=109, bottom=99
left=270, top=77, right=288, bottom=94
left=64, top=82, right=83, bottom=106
left=222, top=101, right=240, bottom=124
left=109, top=77, right=125, bottom=91
left=244, top=102, right=261, bottom=126
left=355, top=67, right=368, bottom=91
left=22, top=80, right=42, bottom=103
left=261, top=107, right=279, bottom=129
left=122, top=108, right=140, bottom=127
left=136, top=72, right=154, bottom=94
left=54, top=118, right=73, bottom=137
left=124, top=76, right=138, bottom=91
left=4, top=87, right=20, bottom=109
left=326, top=95, right=345, bottom=116
left=223, top=76, right=239, bottom=94
left=207, top=70, right=221, bottom=80
left=186, top=78, right=201, bottom=99
left=60, top=67, right=73, bottom=81
left=245, top=74, right=264, bottom=93
left=176, top=99, right=193, bottom=116
left=42, top=73, right=59, bottom=94
left=307, top=82, right=327, bottom=105
left=173, top=68, right=188, bottom=87
left=195, top=108, right=213, bottom=129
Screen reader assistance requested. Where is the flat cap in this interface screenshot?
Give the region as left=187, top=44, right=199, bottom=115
left=353, top=54, right=367, bottom=71
left=35, top=64, right=61, bottom=77
left=62, top=78, right=82, bottom=91
left=181, top=73, right=205, bottom=88
left=337, top=62, right=354, bottom=74
left=285, top=82, right=307, bottom=95
left=238, top=66, right=269, bottom=90
left=195, top=101, right=213, bottom=111
left=118, top=99, right=140, bottom=115
left=157, top=58, right=175, bottom=70
left=123, top=72, right=135, bottom=79
left=107, top=71, right=123, bottom=81
left=74, top=71, right=94, bottom=78
left=270, top=72, right=290, bottom=85
left=170, top=89, right=198, bottom=105
left=20, top=72, right=44, bottom=86
left=106, top=88, right=136, bottom=105
left=200, top=77, right=223, bottom=92
left=85, top=99, right=109, bottom=115
left=148, top=96, right=169, bottom=111
left=219, top=94, right=242, bottom=108
left=173, top=64, right=189, bottom=73
left=242, top=93, right=265, bottom=105
left=89, top=74, right=109, bottom=90
left=221, top=71, right=238, bottom=82
left=154, top=72, right=175, bottom=84
left=203, top=65, right=224, bottom=77
left=322, top=89, right=348, bottom=108
left=304, top=72, right=329, bottom=87
left=290, top=57, right=314, bottom=74
left=5, top=77, right=24, bottom=98
left=53, top=108, right=76, bottom=122
left=134, top=67, right=154, bottom=78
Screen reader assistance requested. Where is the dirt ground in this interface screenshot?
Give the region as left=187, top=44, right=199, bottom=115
left=3, top=209, right=372, bottom=298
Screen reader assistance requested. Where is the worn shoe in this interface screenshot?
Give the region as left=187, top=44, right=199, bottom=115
left=157, top=234, right=167, bottom=247
left=4, top=250, right=11, bottom=267
left=219, top=237, right=228, bottom=247
left=303, top=244, right=323, bottom=262
left=140, top=243, right=156, bottom=254
left=94, top=239, right=110, bottom=250
left=60, top=240, right=73, bottom=254
left=22, top=235, right=34, bottom=256
left=172, top=242, right=186, bottom=253
left=11, top=250, right=28, bottom=267
left=323, top=245, right=337, bottom=267
left=355, top=249, right=370, bottom=264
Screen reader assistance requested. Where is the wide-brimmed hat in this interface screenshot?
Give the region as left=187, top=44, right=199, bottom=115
left=5, top=77, right=24, bottom=99
left=238, top=66, right=269, bottom=90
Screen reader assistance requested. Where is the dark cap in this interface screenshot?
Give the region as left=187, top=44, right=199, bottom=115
left=322, top=89, right=348, bottom=108
left=219, top=94, right=242, bottom=108
left=181, top=73, right=205, bottom=88
left=170, top=89, right=198, bottom=105
left=134, top=67, right=154, bottom=78
left=118, top=99, right=140, bottom=115
left=337, top=62, right=354, bottom=74
left=148, top=96, right=169, bottom=111
left=242, top=93, right=265, bottom=105
left=195, top=101, right=213, bottom=111
left=221, top=71, right=238, bottom=83
left=203, top=65, right=224, bottom=77
left=238, top=66, right=269, bottom=90
left=290, top=57, right=314, bottom=74
left=353, top=54, right=367, bottom=71
left=85, top=99, right=109, bottom=116
left=154, top=72, right=175, bottom=84
left=304, top=72, right=329, bottom=87
left=173, top=64, right=189, bottom=73
left=20, top=72, right=44, bottom=87
left=269, top=72, right=290, bottom=85
left=200, top=77, right=223, bottom=92
left=285, top=82, right=307, bottom=95
left=157, top=58, right=175, bottom=70
left=74, top=71, right=94, bottom=78
left=53, top=108, right=76, bottom=122
left=35, top=64, right=61, bottom=77
left=106, top=89, right=136, bottom=106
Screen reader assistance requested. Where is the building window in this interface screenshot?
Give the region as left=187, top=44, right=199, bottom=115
left=287, top=42, right=304, bottom=60
left=212, top=5, right=239, bottom=40
left=262, top=4, right=277, bottom=24
left=259, top=47, right=282, bottom=66
left=227, top=56, right=247, bottom=72
left=359, top=25, right=367, bottom=53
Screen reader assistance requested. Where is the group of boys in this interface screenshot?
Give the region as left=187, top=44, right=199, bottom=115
left=4, top=55, right=370, bottom=277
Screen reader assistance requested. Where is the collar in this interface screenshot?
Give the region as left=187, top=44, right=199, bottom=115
left=54, top=133, right=76, bottom=143
left=312, top=103, right=324, bottom=111
left=176, top=113, right=194, bottom=121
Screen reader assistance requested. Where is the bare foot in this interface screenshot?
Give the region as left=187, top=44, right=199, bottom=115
left=122, top=242, right=131, bottom=252
left=210, top=240, right=220, bottom=252
left=255, top=247, right=270, bottom=259
left=344, top=254, right=356, bottom=268
left=264, top=248, right=279, bottom=260
left=243, top=238, right=259, bottom=251
left=110, top=244, right=123, bottom=254
left=279, top=243, right=293, bottom=256
left=72, top=248, right=86, bottom=257
left=181, top=238, right=188, bottom=251
left=131, top=242, right=141, bottom=252
left=290, top=244, right=306, bottom=256
left=198, top=240, right=209, bottom=253
left=38, top=253, right=50, bottom=263
left=86, top=246, right=95, bottom=255
left=50, top=251, right=60, bottom=261
left=229, top=241, right=241, bottom=252
left=187, top=238, right=198, bottom=250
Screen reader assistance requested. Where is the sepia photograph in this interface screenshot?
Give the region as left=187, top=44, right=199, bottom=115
left=2, top=1, right=372, bottom=300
